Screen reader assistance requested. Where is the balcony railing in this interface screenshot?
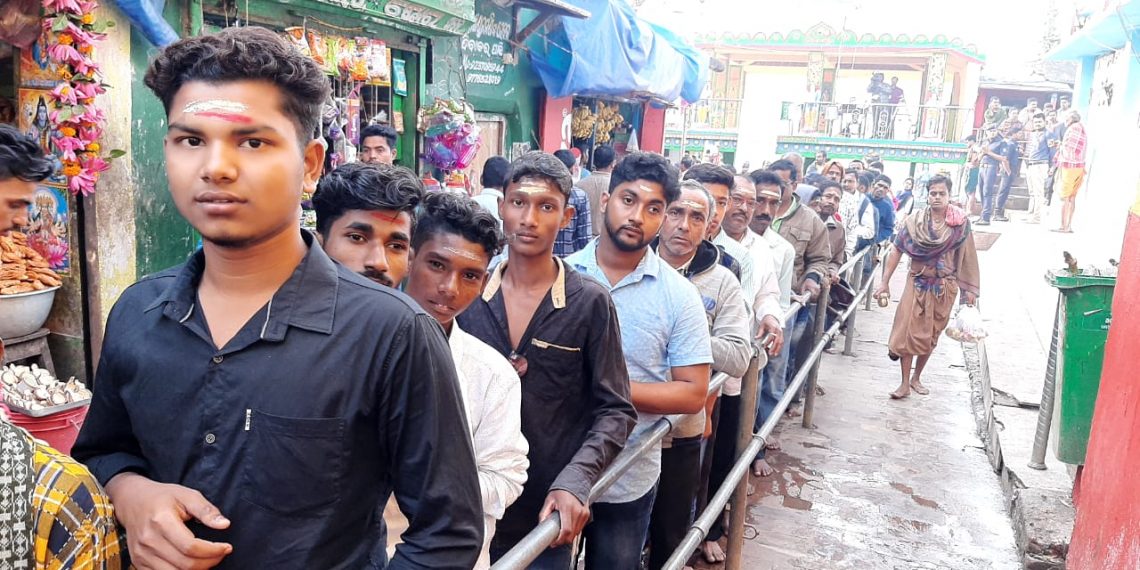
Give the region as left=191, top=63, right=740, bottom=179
left=782, top=101, right=976, bottom=144
left=666, top=98, right=743, bottom=132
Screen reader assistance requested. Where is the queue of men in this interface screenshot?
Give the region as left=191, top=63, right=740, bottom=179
left=0, top=27, right=930, bottom=570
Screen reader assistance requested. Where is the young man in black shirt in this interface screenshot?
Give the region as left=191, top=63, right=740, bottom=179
left=458, top=152, right=636, bottom=568
left=72, top=27, right=482, bottom=569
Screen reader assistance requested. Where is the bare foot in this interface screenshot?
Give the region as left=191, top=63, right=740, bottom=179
left=890, top=387, right=910, bottom=399
left=765, top=434, right=781, bottom=451
left=785, top=406, right=802, bottom=418
left=747, top=481, right=756, bottom=495
left=752, top=459, right=775, bottom=477
left=815, top=385, right=826, bottom=396
left=702, top=540, right=726, bottom=564
left=910, top=378, right=930, bottom=395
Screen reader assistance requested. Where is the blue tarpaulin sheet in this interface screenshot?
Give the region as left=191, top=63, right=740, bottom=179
left=527, top=0, right=708, bottom=103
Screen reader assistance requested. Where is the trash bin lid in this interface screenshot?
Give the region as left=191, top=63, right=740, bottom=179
left=1045, top=270, right=1117, bottom=289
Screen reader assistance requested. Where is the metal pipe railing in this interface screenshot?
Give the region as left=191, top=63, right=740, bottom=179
left=667, top=267, right=877, bottom=570
left=491, top=371, right=735, bottom=569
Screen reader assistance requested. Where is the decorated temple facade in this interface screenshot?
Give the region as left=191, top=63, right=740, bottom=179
left=666, top=23, right=985, bottom=174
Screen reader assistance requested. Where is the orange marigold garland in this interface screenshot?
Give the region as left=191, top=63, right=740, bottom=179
left=42, top=0, right=123, bottom=195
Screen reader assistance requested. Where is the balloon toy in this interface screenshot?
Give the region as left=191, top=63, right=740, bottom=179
left=422, top=99, right=482, bottom=172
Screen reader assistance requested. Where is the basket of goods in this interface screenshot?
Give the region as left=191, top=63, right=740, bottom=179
left=2, top=364, right=92, bottom=454
left=0, top=232, right=63, bottom=339
left=422, top=99, right=482, bottom=172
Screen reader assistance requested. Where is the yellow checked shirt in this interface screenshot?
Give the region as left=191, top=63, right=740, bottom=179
left=30, top=441, right=123, bottom=570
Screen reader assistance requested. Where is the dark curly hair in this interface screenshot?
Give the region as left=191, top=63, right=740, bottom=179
left=312, top=163, right=424, bottom=237
left=413, top=192, right=504, bottom=261
left=504, top=152, right=573, bottom=201
left=143, top=26, right=330, bottom=146
left=0, top=124, right=53, bottom=182
left=683, top=162, right=735, bottom=189
left=610, top=151, right=681, bottom=202
left=360, top=124, right=398, bottom=149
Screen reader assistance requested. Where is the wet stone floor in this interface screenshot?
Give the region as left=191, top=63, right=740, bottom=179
left=698, top=276, right=1020, bottom=570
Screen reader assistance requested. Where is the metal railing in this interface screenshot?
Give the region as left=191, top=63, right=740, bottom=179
left=665, top=98, right=744, bottom=132
left=493, top=245, right=879, bottom=570
left=783, top=101, right=976, bottom=143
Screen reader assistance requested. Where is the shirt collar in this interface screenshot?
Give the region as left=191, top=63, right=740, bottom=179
left=145, top=230, right=339, bottom=339
left=482, top=255, right=567, bottom=309
left=574, top=238, right=659, bottom=289
left=777, top=195, right=801, bottom=221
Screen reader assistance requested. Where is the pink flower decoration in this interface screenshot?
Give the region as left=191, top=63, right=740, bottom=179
left=82, top=155, right=110, bottom=174
left=48, top=43, right=83, bottom=65
left=44, top=0, right=82, bottom=13
left=67, top=169, right=96, bottom=195
left=50, top=83, right=78, bottom=106
left=55, top=135, right=86, bottom=161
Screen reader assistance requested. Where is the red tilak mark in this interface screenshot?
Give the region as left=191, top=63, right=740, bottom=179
left=196, top=111, right=253, bottom=124
left=369, top=211, right=401, bottom=223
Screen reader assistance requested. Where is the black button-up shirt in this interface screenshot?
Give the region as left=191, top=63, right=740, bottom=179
left=456, top=258, right=636, bottom=549
left=73, top=232, right=483, bottom=569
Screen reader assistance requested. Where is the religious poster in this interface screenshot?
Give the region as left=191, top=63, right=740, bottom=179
left=25, top=184, right=70, bottom=274
left=18, top=31, right=60, bottom=89
left=16, top=88, right=67, bottom=185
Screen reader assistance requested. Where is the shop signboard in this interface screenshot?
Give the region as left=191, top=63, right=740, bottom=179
left=310, top=0, right=475, bottom=35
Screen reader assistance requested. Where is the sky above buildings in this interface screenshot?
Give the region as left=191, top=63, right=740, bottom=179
left=634, top=0, right=1086, bottom=79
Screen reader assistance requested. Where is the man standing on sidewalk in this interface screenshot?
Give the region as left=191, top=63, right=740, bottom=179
left=567, top=152, right=712, bottom=570
left=977, top=128, right=1012, bottom=226
left=1024, top=113, right=1058, bottom=224
left=402, top=193, right=529, bottom=569
left=758, top=159, right=830, bottom=410
left=839, top=169, right=876, bottom=257
left=578, top=145, right=615, bottom=237
left=647, top=180, right=751, bottom=570
left=814, top=181, right=847, bottom=284
left=458, top=152, right=637, bottom=568
left=1055, top=110, right=1087, bottom=234
left=73, top=27, right=483, bottom=569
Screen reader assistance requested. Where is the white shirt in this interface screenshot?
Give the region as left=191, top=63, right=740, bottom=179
left=473, top=188, right=504, bottom=229
left=757, top=228, right=796, bottom=311
left=838, top=190, right=876, bottom=256
left=735, top=229, right=784, bottom=321
left=711, top=229, right=756, bottom=309
left=449, top=323, right=529, bottom=569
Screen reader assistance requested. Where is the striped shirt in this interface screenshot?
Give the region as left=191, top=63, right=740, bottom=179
left=1059, top=122, right=1087, bottom=168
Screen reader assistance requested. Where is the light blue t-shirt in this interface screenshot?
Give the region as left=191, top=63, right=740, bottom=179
left=566, top=239, right=713, bottom=503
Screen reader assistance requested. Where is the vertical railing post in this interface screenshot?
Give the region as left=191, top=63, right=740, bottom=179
left=844, top=255, right=864, bottom=356
left=864, top=247, right=877, bottom=311
left=801, top=280, right=831, bottom=429
left=724, top=354, right=762, bottom=570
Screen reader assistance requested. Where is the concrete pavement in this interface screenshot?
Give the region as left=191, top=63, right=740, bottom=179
left=708, top=262, right=1021, bottom=570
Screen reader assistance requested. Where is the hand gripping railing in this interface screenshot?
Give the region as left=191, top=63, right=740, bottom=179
left=490, top=369, right=743, bottom=569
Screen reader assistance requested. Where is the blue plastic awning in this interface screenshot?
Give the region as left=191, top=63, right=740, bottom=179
left=1048, top=0, right=1140, bottom=60
left=527, top=0, right=708, bottom=103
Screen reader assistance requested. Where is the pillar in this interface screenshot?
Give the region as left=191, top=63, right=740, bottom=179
left=83, top=3, right=137, bottom=370
left=640, top=103, right=665, bottom=154
left=1068, top=192, right=1140, bottom=569
left=1073, top=55, right=1096, bottom=115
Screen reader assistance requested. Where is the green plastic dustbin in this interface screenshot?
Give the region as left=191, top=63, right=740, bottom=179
left=1046, top=271, right=1116, bottom=465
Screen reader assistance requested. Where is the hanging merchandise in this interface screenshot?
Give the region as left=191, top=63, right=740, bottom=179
left=571, top=105, right=595, bottom=139
left=393, top=59, right=407, bottom=96
left=593, top=101, right=624, bottom=143
left=421, top=99, right=482, bottom=172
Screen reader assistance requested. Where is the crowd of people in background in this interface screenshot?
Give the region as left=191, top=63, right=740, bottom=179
left=967, top=95, right=1087, bottom=232
left=0, top=26, right=989, bottom=570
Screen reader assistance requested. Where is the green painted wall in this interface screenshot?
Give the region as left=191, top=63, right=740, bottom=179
left=132, top=4, right=198, bottom=279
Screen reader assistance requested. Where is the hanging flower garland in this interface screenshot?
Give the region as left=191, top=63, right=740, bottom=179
left=41, top=0, right=122, bottom=195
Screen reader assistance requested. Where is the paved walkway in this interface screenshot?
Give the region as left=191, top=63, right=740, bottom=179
left=710, top=266, right=1020, bottom=570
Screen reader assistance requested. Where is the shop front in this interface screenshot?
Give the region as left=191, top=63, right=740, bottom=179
left=526, top=0, right=707, bottom=165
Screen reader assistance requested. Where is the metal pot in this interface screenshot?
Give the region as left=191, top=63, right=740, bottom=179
left=0, top=286, right=60, bottom=340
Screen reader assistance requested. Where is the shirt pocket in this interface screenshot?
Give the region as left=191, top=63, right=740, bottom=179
left=528, top=338, right=584, bottom=400
left=788, top=226, right=812, bottom=245
left=241, top=410, right=347, bottom=516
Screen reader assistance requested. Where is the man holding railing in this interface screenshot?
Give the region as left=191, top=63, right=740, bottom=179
left=567, top=152, right=712, bottom=570
left=648, top=180, right=752, bottom=570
